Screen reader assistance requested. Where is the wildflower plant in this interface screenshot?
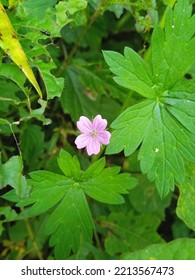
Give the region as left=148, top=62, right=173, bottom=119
left=0, top=0, right=195, bottom=260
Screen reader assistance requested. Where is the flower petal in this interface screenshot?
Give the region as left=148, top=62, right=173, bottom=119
left=98, top=131, right=111, bottom=145
left=77, top=116, right=92, bottom=133
left=75, top=134, right=90, bottom=149
left=86, top=138, right=101, bottom=155
left=92, top=115, right=107, bottom=132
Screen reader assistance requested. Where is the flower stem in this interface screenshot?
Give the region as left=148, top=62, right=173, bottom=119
left=91, top=145, right=106, bottom=163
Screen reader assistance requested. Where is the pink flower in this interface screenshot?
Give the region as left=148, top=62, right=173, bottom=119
left=75, top=115, right=111, bottom=156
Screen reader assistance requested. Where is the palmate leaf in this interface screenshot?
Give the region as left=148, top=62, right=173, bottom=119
left=106, top=87, right=195, bottom=197
left=17, top=150, right=137, bottom=258
left=139, top=94, right=195, bottom=197
left=104, top=0, right=195, bottom=197
left=103, top=47, right=155, bottom=99
left=103, top=0, right=195, bottom=97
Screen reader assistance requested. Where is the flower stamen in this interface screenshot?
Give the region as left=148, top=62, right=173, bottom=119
left=90, top=129, right=98, bottom=138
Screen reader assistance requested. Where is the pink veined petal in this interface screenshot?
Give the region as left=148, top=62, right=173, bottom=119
left=77, top=116, right=93, bottom=133
left=92, top=115, right=107, bottom=132
left=97, top=131, right=111, bottom=145
left=75, top=134, right=90, bottom=149
left=86, top=138, right=101, bottom=156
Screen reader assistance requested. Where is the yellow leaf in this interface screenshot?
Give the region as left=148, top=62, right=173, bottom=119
left=0, top=4, right=42, bottom=98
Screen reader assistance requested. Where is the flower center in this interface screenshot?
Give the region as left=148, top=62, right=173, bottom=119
left=90, top=129, right=98, bottom=138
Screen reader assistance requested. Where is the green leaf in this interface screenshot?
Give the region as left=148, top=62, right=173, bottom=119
left=76, top=61, right=128, bottom=100
left=55, top=0, right=87, bottom=27
left=0, top=156, right=30, bottom=198
left=29, top=99, right=51, bottom=125
left=57, top=149, right=81, bottom=180
left=15, top=0, right=87, bottom=38
left=162, top=90, right=195, bottom=134
left=106, top=100, right=155, bottom=155
left=176, top=163, right=195, bottom=231
left=129, top=174, right=172, bottom=218
left=81, top=157, right=106, bottom=179
left=82, top=164, right=137, bottom=204
left=17, top=171, right=92, bottom=259
left=104, top=1, right=195, bottom=197
left=1, top=189, right=20, bottom=203
left=0, top=206, right=18, bottom=236
left=0, top=64, right=29, bottom=96
left=60, top=61, right=127, bottom=121
left=17, top=171, right=71, bottom=214
left=0, top=206, right=18, bottom=222
left=60, top=66, right=100, bottom=121
left=45, top=188, right=93, bottom=259
left=102, top=212, right=163, bottom=256
left=0, top=118, right=9, bottom=125
left=8, top=221, right=28, bottom=243
left=122, top=238, right=195, bottom=260
left=22, top=0, right=57, bottom=19
left=103, top=47, right=155, bottom=98
left=23, top=41, right=64, bottom=100
left=35, top=60, right=64, bottom=100
left=15, top=150, right=136, bottom=258
left=0, top=78, right=25, bottom=114
left=20, top=124, right=45, bottom=170
left=107, top=89, right=195, bottom=197
left=151, top=0, right=195, bottom=89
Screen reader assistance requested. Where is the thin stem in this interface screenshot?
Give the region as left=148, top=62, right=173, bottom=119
left=57, top=0, right=106, bottom=76
left=68, top=0, right=106, bottom=60
left=24, top=217, right=43, bottom=260
left=93, top=226, right=103, bottom=251
left=9, top=124, right=22, bottom=157
left=91, top=145, right=106, bottom=163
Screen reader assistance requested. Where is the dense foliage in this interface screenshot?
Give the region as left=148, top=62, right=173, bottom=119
left=0, top=0, right=195, bottom=260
